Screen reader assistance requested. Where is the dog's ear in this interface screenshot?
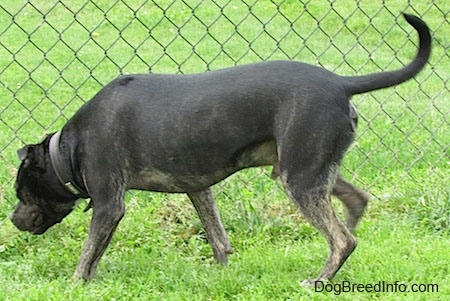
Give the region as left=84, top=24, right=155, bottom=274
left=17, top=146, right=30, bottom=161
left=17, top=144, right=46, bottom=171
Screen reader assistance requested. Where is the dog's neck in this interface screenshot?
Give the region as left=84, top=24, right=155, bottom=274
left=49, top=131, right=89, bottom=198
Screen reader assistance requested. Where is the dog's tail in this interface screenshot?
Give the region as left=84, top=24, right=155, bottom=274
left=343, top=13, right=431, bottom=95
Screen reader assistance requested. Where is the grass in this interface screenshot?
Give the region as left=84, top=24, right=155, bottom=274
left=0, top=0, right=449, bottom=299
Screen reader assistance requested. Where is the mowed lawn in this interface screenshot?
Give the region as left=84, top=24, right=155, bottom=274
left=0, top=0, right=449, bottom=300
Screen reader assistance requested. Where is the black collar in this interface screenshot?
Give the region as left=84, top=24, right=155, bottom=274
left=49, top=131, right=89, bottom=198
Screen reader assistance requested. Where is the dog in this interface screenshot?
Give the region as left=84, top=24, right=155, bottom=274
left=11, top=14, right=430, bottom=284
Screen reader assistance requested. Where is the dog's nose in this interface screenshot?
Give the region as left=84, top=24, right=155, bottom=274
left=10, top=213, right=26, bottom=231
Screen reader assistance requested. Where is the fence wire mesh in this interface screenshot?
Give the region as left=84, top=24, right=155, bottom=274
left=0, top=1, right=449, bottom=221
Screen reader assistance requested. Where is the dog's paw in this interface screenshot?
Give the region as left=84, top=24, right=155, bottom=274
left=301, top=279, right=316, bottom=287
left=301, top=278, right=328, bottom=288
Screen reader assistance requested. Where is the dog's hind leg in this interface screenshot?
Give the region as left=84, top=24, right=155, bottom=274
left=276, top=106, right=358, bottom=284
left=333, top=174, right=370, bottom=232
left=281, top=168, right=357, bottom=285
left=187, top=188, right=234, bottom=264
left=272, top=166, right=369, bottom=232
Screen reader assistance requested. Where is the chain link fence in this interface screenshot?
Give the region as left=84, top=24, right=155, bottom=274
left=0, top=1, right=449, bottom=222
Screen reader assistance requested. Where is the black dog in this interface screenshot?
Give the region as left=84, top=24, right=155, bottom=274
left=12, top=14, right=430, bottom=284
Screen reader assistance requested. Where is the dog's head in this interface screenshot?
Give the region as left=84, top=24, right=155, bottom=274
left=11, top=136, right=78, bottom=234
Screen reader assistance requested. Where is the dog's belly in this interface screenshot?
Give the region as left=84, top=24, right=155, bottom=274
left=130, top=169, right=228, bottom=192
left=129, top=141, right=278, bottom=193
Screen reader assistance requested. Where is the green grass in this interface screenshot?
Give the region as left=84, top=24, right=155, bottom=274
left=0, top=0, right=449, bottom=299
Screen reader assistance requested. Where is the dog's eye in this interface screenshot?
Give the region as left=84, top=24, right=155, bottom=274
left=16, top=189, right=34, bottom=205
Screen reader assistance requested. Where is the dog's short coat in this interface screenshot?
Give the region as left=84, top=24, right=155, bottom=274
left=12, top=14, right=430, bottom=284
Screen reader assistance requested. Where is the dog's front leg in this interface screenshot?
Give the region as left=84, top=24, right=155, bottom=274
left=73, top=190, right=125, bottom=281
left=187, top=188, right=234, bottom=264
